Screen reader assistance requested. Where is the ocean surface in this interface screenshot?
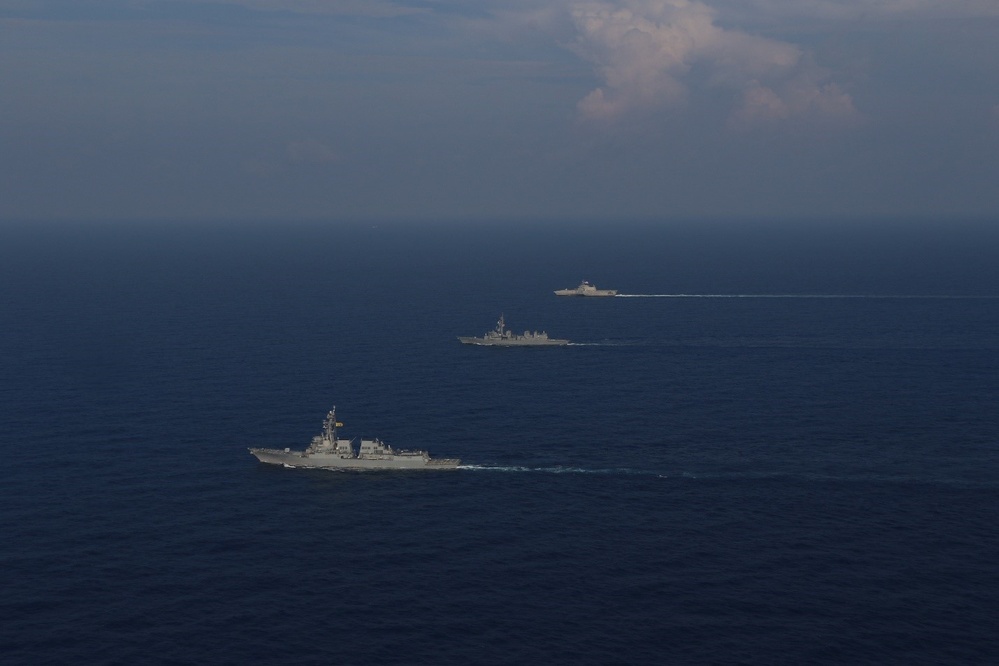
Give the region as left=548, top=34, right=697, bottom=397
left=2, top=219, right=998, bottom=665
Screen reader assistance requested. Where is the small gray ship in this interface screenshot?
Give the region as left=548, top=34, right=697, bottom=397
left=458, top=314, right=569, bottom=346
left=249, top=407, right=460, bottom=471
left=554, top=280, right=618, bottom=297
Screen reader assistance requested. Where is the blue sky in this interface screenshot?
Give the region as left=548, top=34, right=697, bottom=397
left=3, top=0, right=999, bottom=221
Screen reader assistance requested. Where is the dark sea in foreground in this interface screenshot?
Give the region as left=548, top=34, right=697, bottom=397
left=2, top=219, right=998, bottom=665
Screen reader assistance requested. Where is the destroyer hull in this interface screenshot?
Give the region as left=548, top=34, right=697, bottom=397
left=554, top=281, right=618, bottom=297
left=554, top=290, right=617, bottom=297
left=457, top=336, right=569, bottom=346
left=249, top=447, right=460, bottom=470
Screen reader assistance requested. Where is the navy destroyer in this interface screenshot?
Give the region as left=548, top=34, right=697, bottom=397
left=249, top=407, right=460, bottom=470
left=458, top=314, right=569, bottom=346
left=554, top=280, right=618, bottom=297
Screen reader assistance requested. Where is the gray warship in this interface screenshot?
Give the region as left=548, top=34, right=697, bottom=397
left=458, top=314, right=569, bottom=346
left=249, top=407, right=460, bottom=471
left=554, top=280, right=618, bottom=297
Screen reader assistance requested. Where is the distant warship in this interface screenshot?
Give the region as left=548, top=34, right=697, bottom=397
left=249, top=407, right=460, bottom=470
left=458, top=314, right=569, bottom=346
left=554, top=281, right=618, bottom=297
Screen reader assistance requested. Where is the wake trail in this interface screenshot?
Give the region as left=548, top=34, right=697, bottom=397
left=566, top=341, right=632, bottom=346
left=457, top=464, right=665, bottom=477
left=456, top=465, right=998, bottom=488
left=615, top=294, right=998, bottom=299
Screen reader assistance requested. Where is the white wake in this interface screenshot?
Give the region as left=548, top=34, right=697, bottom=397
left=615, top=293, right=995, bottom=299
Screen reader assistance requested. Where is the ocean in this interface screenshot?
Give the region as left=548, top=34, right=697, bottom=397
left=2, top=219, right=998, bottom=664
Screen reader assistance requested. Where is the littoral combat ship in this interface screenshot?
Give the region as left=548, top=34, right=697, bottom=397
left=249, top=407, right=460, bottom=471
left=554, top=280, right=618, bottom=297
left=458, top=314, right=569, bottom=346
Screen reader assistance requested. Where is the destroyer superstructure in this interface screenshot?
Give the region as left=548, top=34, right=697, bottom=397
left=249, top=407, right=460, bottom=470
left=554, top=281, right=618, bottom=297
left=458, top=314, right=569, bottom=346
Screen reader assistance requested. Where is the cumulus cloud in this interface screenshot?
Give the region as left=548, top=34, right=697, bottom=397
left=567, top=0, right=857, bottom=127
left=729, top=76, right=857, bottom=129
left=569, top=1, right=719, bottom=118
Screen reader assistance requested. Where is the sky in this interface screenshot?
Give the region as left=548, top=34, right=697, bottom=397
left=3, top=0, right=999, bottom=222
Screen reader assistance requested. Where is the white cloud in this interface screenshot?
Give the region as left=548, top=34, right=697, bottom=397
left=567, top=0, right=857, bottom=127
left=729, top=77, right=857, bottom=129
left=569, top=0, right=717, bottom=116
left=731, top=82, right=788, bottom=124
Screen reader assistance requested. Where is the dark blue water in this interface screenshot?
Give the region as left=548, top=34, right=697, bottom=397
left=2, top=219, right=998, bottom=665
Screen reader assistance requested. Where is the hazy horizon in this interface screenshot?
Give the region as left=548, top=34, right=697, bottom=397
left=4, top=1, right=999, bottom=223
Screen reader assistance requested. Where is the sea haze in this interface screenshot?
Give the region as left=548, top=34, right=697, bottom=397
left=1, top=219, right=998, bottom=665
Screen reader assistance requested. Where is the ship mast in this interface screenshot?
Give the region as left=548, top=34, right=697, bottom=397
left=325, top=406, right=338, bottom=443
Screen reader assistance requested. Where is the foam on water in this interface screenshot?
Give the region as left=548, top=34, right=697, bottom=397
left=457, top=466, right=999, bottom=487
left=616, top=293, right=998, bottom=298
left=457, top=464, right=664, bottom=476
